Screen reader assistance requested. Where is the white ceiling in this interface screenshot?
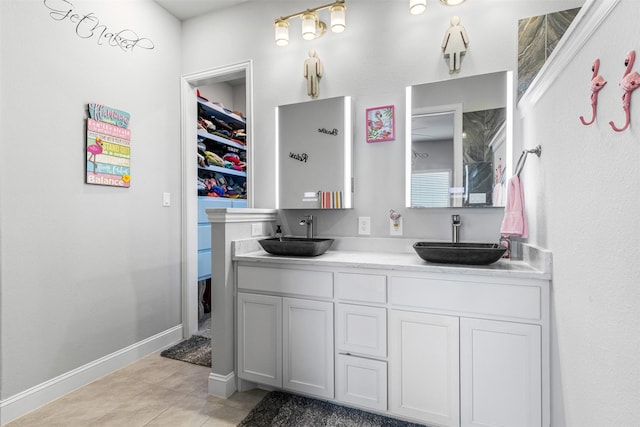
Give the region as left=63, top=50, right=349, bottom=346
left=153, top=0, right=248, bottom=21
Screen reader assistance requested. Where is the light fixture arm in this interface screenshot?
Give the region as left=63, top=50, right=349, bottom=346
left=275, top=0, right=345, bottom=23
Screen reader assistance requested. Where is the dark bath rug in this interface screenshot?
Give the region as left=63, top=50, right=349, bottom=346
left=238, top=391, right=427, bottom=427
left=160, top=335, right=211, bottom=367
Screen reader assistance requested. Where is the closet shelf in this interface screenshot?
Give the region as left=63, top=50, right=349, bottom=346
left=198, top=164, right=247, bottom=177
left=198, top=97, right=246, bottom=129
left=198, top=129, right=246, bottom=151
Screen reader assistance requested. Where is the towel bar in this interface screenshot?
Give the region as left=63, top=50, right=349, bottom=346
left=514, top=145, right=542, bottom=177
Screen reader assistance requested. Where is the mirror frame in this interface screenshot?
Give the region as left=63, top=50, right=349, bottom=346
left=405, top=71, right=514, bottom=209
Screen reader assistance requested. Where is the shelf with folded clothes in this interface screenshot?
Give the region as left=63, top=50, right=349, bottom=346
left=197, top=129, right=246, bottom=151
left=198, top=138, right=246, bottom=176
left=198, top=97, right=245, bottom=129
left=198, top=168, right=247, bottom=199
left=198, top=163, right=246, bottom=178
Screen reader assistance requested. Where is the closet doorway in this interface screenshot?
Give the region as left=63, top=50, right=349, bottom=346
left=180, top=61, right=253, bottom=339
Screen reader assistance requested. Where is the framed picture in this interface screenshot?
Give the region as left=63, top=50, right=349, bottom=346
left=366, top=105, right=395, bottom=143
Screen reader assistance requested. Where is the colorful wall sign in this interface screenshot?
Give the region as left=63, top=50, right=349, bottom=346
left=86, top=104, right=131, bottom=188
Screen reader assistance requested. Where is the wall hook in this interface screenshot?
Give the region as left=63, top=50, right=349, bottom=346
left=579, top=58, right=607, bottom=125
left=609, top=50, right=640, bottom=132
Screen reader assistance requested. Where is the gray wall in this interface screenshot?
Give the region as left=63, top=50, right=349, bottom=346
left=0, top=0, right=182, bottom=399
left=182, top=0, right=583, bottom=244
left=521, top=1, right=640, bottom=424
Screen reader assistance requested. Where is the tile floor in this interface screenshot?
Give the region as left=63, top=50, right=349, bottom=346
left=5, top=352, right=267, bottom=427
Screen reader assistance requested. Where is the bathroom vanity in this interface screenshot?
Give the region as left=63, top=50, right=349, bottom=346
left=233, top=240, right=551, bottom=427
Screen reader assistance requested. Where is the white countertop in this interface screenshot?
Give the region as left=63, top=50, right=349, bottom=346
left=233, top=238, right=552, bottom=281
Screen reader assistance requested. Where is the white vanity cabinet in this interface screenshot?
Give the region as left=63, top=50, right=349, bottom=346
left=460, top=318, right=541, bottom=427
left=236, top=265, right=334, bottom=399
left=389, top=310, right=460, bottom=427
left=283, top=297, right=334, bottom=398
left=334, top=272, right=388, bottom=411
left=234, top=254, right=550, bottom=427
left=237, top=292, right=282, bottom=387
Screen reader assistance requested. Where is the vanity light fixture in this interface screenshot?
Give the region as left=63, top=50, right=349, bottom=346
left=410, top=0, right=466, bottom=15
left=274, top=0, right=346, bottom=46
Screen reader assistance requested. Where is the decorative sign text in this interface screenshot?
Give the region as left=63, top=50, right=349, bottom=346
left=86, top=103, right=131, bottom=188
left=44, top=0, right=155, bottom=53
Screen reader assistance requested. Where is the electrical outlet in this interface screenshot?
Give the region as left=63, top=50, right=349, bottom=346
left=162, top=192, right=171, bottom=207
left=358, top=216, right=371, bottom=235
left=389, top=217, right=403, bottom=236
left=251, top=223, right=262, bottom=236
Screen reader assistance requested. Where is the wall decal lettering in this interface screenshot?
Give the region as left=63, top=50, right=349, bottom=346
left=290, top=152, right=308, bottom=163
left=318, top=127, right=338, bottom=136
left=44, top=0, right=155, bottom=53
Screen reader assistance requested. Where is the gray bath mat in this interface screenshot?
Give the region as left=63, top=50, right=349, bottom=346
left=160, top=335, right=211, bottom=367
left=238, top=391, right=426, bottom=426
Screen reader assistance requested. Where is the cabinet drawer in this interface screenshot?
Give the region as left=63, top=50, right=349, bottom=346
left=198, top=224, right=211, bottom=251
left=237, top=266, right=333, bottom=299
left=336, top=354, right=387, bottom=412
left=336, top=272, right=386, bottom=303
left=389, top=275, right=541, bottom=322
left=336, top=303, right=386, bottom=357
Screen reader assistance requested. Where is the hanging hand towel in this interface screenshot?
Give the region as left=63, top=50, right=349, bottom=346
left=500, top=176, right=528, bottom=238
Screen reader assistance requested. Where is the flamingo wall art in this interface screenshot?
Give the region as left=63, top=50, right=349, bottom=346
left=87, top=136, right=104, bottom=173
left=579, top=58, right=607, bottom=126
left=609, top=50, right=640, bottom=132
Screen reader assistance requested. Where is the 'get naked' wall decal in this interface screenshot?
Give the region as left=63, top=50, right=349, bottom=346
left=43, top=0, right=155, bottom=53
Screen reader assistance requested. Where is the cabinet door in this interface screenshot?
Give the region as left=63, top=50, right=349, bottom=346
left=389, top=310, right=460, bottom=427
left=283, top=298, right=334, bottom=399
left=336, top=303, right=387, bottom=357
left=460, top=318, right=541, bottom=427
left=336, top=354, right=387, bottom=411
left=237, top=293, right=282, bottom=387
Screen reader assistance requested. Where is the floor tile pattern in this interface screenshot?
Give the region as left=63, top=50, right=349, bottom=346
left=5, top=352, right=266, bottom=427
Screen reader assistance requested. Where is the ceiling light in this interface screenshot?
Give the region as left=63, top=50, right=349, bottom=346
left=274, top=0, right=346, bottom=46
left=410, top=0, right=427, bottom=15
left=411, top=0, right=466, bottom=15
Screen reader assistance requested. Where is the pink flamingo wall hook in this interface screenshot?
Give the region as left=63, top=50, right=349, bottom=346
left=579, top=58, right=607, bottom=125
left=609, top=50, right=640, bottom=132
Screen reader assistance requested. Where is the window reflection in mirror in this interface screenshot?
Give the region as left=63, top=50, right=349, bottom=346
left=405, top=71, right=512, bottom=209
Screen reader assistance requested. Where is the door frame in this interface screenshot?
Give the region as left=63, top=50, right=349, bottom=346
left=180, top=61, right=254, bottom=338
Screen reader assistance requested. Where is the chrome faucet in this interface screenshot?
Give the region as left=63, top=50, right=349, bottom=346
left=452, top=214, right=461, bottom=243
left=299, top=215, right=314, bottom=239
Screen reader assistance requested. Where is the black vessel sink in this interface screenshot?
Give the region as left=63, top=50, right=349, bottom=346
left=259, top=237, right=335, bottom=257
left=413, top=242, right=507, bottom=265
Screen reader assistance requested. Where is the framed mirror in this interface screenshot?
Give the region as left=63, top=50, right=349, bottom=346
left=405, top=71, right=512, bottom=208
left=277, top=96, right=353, bottom=209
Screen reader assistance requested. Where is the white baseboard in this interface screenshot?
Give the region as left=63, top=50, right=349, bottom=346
left=0, top=325, right=183, bottom=425
left=209, top=371, right=237, bottom=398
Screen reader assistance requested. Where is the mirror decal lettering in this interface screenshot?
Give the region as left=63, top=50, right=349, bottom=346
left=289, top=152, right=309, bottom=163
left=318, top=128, right=339, bottom=136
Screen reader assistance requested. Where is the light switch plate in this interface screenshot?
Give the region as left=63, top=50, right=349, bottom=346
left=358, top=216, right=371, bottom=235
left=162, top=192, right=171, bottom=207
left=251, top=223, right=262, bottom=236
